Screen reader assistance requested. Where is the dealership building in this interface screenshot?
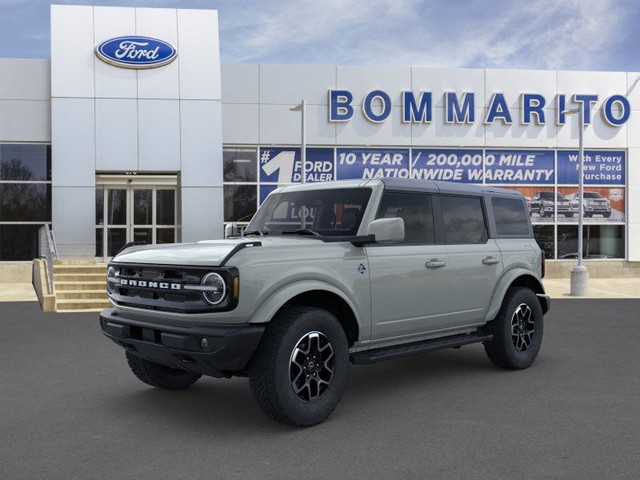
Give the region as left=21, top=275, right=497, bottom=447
left=1, top=4, right=640, bottom=280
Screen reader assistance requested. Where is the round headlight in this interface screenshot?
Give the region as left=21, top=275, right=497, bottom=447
left=107, top=266, right=117, bottom=294
left=201, top=272, right=226, bottom=305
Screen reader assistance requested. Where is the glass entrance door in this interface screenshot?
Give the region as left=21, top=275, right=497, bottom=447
left=96, top=180, right=177, bottom=259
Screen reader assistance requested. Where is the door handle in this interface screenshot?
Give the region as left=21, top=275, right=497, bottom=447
left=425, top=259, right=446, bottom=269
left=482, top=256, right=500, bottom=265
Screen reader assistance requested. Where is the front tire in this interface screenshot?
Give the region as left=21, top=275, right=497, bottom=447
left=248, top=307, right=350, bottom=427
left=484, top=287, right=543, bottom=370
left=125, top=351, right=201, bottom=390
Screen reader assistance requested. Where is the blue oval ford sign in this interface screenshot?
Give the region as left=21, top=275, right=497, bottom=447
left=95, top=36, right=177, bottom=69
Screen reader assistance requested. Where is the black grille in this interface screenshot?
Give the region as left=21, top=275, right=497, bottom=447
left=109, top=263, right=237, bottom=313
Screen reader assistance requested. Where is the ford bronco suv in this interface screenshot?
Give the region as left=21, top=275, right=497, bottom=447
left=100, top=179, right=550, bottom=427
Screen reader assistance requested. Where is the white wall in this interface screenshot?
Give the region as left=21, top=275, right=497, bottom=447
left=221, top=63, right=635, bottom=148
left=51, top=5, right=223, bottom=258
left=0, top=59, right=50, bottom=142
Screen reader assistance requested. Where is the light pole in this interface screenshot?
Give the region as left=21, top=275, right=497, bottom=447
left=289, top=100, right=307, bottom=184
left=562, top=104, right=589, bottom=295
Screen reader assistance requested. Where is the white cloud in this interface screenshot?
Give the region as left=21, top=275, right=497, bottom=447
left=0, top=0, right=634, bottom=70
left=218, top=0, right=632, bottom=71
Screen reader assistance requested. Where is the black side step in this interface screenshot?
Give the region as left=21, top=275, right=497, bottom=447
left=350, top=332, right=493, bottom=365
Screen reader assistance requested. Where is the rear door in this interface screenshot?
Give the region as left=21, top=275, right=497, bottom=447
left=438, top=194, right=503, bottom=327
left=366, top=191, right=450, bottom=341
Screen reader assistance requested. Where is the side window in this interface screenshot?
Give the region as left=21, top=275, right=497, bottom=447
left=376, top=192, right=434, bottom=244
left=492, top=197, right=530, bottom=236
left=440, top=195, right=486, bottom=244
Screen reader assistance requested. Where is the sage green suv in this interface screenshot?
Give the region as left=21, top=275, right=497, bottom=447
left=100, top=179, right=550, bottom=427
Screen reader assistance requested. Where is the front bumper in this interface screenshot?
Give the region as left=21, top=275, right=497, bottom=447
left=99, top=308, right=264, bottom=378
left=585, top=206, right=611, bottom=213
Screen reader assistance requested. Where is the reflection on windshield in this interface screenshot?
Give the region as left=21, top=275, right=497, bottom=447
left=245, top=188, right=372, bottom=237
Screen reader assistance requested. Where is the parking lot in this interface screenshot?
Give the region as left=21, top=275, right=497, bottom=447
left=1, top=299, right=639, bottom=480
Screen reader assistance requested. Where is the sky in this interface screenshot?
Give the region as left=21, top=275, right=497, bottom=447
left=1, top=0, right=639, bottom=72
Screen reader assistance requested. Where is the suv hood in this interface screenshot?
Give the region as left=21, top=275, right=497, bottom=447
left=112, top=236, right=325, bottom=266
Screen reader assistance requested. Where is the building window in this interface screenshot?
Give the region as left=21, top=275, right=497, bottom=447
left=0, top=144, right=52, bottom=261
left=223, top=147, right=258, bottom=228
left=221, top=145, right=627, bottom=260
left=224, top=147, right=257, bottom=182
left=223, top=184, right=257, bottom=222
left=557, top=225, right=624, bottom=259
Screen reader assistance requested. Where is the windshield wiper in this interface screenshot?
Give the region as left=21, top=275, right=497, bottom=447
left=282, top=228, right=321, bottom=237
left=243, top=230, right=269, bottom=236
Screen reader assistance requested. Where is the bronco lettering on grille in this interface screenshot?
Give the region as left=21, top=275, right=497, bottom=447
left=120, top=278, right=182, bottom=290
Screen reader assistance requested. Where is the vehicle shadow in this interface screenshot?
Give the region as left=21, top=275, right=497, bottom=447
left=102, top=345, right=503, bottom=434
left=346, top=346, right=497, bottom=398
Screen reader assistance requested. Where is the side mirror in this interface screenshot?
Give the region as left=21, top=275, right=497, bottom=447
left=224, top=223, right=240, bottom=238
left=365, top=218, right=405, bottom=244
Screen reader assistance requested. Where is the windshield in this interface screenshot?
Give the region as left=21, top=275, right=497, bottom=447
left=539, top=192, right=567, bottom=200
left=245, top=187, right=372, bottom=236
left=584, top=192, right=604, bottom=199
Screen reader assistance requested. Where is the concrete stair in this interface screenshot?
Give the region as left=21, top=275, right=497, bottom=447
left=53, top=261, right=110, bottom=312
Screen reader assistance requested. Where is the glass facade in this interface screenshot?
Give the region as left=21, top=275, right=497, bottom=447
left=222, top=146, right=627, bottom=260
left=0, top=145, right=51, bottom=260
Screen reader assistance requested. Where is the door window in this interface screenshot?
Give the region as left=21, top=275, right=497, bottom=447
left=440, top=195, right=487, bottom=244
left=376, top=192, right=434, bottom=244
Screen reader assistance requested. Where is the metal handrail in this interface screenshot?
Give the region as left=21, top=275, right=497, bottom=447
left=38, top=224, right=58, bottom=294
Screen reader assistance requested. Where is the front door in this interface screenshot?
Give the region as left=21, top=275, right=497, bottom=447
left=95, top=176, right=177, bottom=259
left=366, top=191, right=451, bottom=342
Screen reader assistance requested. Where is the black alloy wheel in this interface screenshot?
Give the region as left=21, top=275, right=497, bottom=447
left=289, top=331, right=335, bottom=402
left=484, top=287, right=544, bottom=370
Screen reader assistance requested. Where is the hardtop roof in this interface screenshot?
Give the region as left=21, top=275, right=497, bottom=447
left=277, top=178, right=522, bottom=198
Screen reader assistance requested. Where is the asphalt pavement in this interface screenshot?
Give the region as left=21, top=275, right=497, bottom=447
left=1, top=300, right=639, bottom=480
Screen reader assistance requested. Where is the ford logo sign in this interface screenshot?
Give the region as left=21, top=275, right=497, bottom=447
left=95, top=36, right=177, bottom=69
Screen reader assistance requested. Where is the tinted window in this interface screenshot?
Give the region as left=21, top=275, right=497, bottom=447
left=376, top=192, right=434, bottom=244
left=0, top=145, right=51, bottom=181
left=492, top=197, right=530, bottom=236
left=441, top=195, right=486, bottom=244
left=0, top=184, right=51, bottom=222
left=223, top=147, right=257, bottom=182
left=224, top=185, right=257, bottom=222
left=0, top=224, right=41, bottom=260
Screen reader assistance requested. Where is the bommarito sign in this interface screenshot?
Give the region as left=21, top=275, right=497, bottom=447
left=328, top=90, right=631, bottom=127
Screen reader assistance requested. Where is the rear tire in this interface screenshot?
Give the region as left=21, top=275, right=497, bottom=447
left=125, top=351, right=201, bottom=390
left=484, top=287, right=543, bottom=370
left=248, top=307, right=349, bottom=427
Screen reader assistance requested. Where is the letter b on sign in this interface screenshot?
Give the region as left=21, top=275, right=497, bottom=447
left=329, top=90, right=354, bottom=122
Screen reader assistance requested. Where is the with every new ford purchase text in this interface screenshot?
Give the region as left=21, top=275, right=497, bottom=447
left=100, top=179, right=550, bottom=427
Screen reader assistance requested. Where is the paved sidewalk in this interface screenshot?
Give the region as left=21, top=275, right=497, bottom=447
left=0, top=283, right=37, bottom=302
left=542, top=277, right=640, bottom=299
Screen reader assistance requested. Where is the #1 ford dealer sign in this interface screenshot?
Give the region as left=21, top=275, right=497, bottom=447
left=95, top=36, right=177, bottom=69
